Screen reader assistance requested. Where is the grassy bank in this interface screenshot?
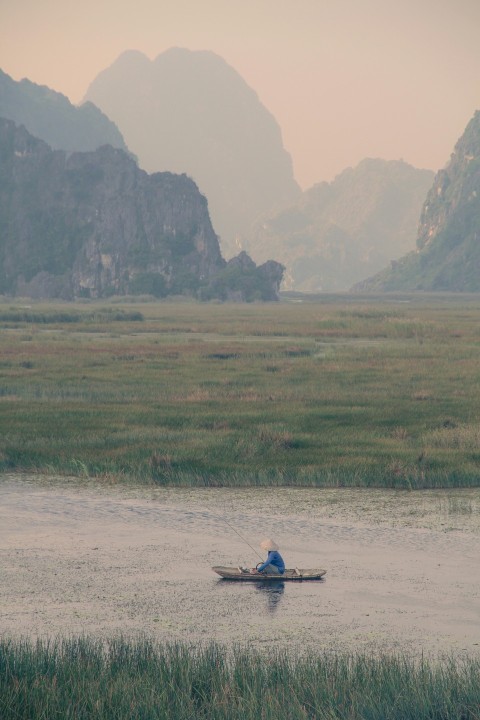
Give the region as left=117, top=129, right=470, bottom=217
left=1, top=296, right=480, bottom=487
left=1, top=637, right=479, bottom=720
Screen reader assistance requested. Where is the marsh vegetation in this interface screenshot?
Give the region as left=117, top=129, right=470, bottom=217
left=1, top=637, right=479, bottom=720
left=1, top=295, right=480, bottom=488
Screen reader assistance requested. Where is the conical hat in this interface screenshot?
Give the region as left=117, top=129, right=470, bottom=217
left=260, top=538, right=279, bottom=551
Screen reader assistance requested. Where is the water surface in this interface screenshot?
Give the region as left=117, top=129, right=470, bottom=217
left=1, top=474, right=479, bottom=656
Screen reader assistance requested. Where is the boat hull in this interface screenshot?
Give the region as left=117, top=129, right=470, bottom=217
left=212, top=566, right=326, bottom=581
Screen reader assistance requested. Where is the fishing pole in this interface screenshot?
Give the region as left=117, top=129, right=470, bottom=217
left=199, top=505, right=263, bottom=560
left=219, top=515, right=263, bottom=560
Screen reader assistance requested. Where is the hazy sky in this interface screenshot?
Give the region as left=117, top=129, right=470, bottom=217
left=1, top=0, right=479, bottom=188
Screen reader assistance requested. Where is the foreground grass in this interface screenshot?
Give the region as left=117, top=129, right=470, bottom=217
left=1, top=637, right=479, bottom=720
left=1, top=295, right=480, bottom=487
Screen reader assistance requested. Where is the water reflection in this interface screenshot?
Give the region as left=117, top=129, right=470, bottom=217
left=216, top=578, right=286, bottom=615
left=254, top=580, right=285, bottom=615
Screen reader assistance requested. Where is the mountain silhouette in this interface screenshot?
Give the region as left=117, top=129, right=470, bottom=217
left=242, top=158, right=434, bottom=291
left=0, top=117, right=284, bottom=302
left=355, top=112, right=480, bottom=292
left=0, top=68, right=127, bottom=153
left=84, top=48, right=300, bottom=256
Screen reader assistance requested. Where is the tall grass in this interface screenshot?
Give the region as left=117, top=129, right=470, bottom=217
left=0, top=307, right=144, bottom=323
left=1, top=637, right=478, bottom=720
left=1, top=296, right=480, bottom=487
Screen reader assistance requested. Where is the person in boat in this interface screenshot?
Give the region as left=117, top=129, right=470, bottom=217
left=251, top=538, right=285, bottom=575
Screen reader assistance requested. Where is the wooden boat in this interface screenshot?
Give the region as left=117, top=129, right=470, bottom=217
left=212, top=566, right=326, bottom=581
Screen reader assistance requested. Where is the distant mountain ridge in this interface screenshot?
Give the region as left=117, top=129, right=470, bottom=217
left=241, top=158, right=434, bottom=291
left=0, top=118, right=284, bottom=301
left=84, top=48, right=300, bottom=256
left=0, top=68, right=127, bottom=153
left=355, top=111, right=480, bottom=291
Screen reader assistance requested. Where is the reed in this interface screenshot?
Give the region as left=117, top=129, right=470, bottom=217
left=1, top=296, right=480, bottom=488
left=0, top=637, right=478, bottom=720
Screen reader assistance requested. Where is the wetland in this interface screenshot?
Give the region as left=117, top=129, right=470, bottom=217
left=2, top=297, right=480, bottom=717
left=1, top=296, right=480, bottom=488
left=2, top=474, right=479, bottom=656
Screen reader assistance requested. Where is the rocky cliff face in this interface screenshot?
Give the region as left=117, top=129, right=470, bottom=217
left=242, top=159, right=434, bottom=292
left=0, top=69, right=127, bottom=153
left=199, top=251, right=285, bottom=302
left=417, top=112, right=480, bottom=253
left=84, top=48, right=300, bottom=257
left=0, top=118, right=283, bottom=301
left=355, top=112, right=480, bottom=292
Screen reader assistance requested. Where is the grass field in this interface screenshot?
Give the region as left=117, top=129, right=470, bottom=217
left=1, top=637, right=479, bottom=720
left=1, top=294, right=480, bottom=488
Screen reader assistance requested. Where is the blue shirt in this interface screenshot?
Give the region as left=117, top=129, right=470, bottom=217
left=257, top=550, right=285, bottom=574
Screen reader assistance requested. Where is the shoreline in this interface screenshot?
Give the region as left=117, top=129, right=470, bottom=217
left=2, top=475, right=479, bottom=658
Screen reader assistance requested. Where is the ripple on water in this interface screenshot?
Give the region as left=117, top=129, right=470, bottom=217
left=1, top=474, right=479, bottom=657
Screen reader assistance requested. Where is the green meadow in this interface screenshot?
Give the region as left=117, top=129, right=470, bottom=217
left=1, top=294, right=480, bottom=488
left=1, top=637, right=479, bottom=720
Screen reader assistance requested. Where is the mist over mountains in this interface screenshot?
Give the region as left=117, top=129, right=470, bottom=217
left=0, top=117, right=284, bottom=301
left=241, top=159, right=434, bottom=292
left=0, top=69, right=127, bottom=154
left=84, top=48, right=300, bottom=257
left=356, top=111, right=480, bottom=292
left=1, top=47, right=479, bottom=297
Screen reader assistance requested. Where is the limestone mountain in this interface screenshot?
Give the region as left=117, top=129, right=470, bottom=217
left=0, top=118, right=283, bottom=301
left=241, top=159, right=434, bottom=292
left=84, top=48, right=300, bottom=257
left=0, top=68, right=127, bottom=153
left=356, top=112, right=480, bottom=291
